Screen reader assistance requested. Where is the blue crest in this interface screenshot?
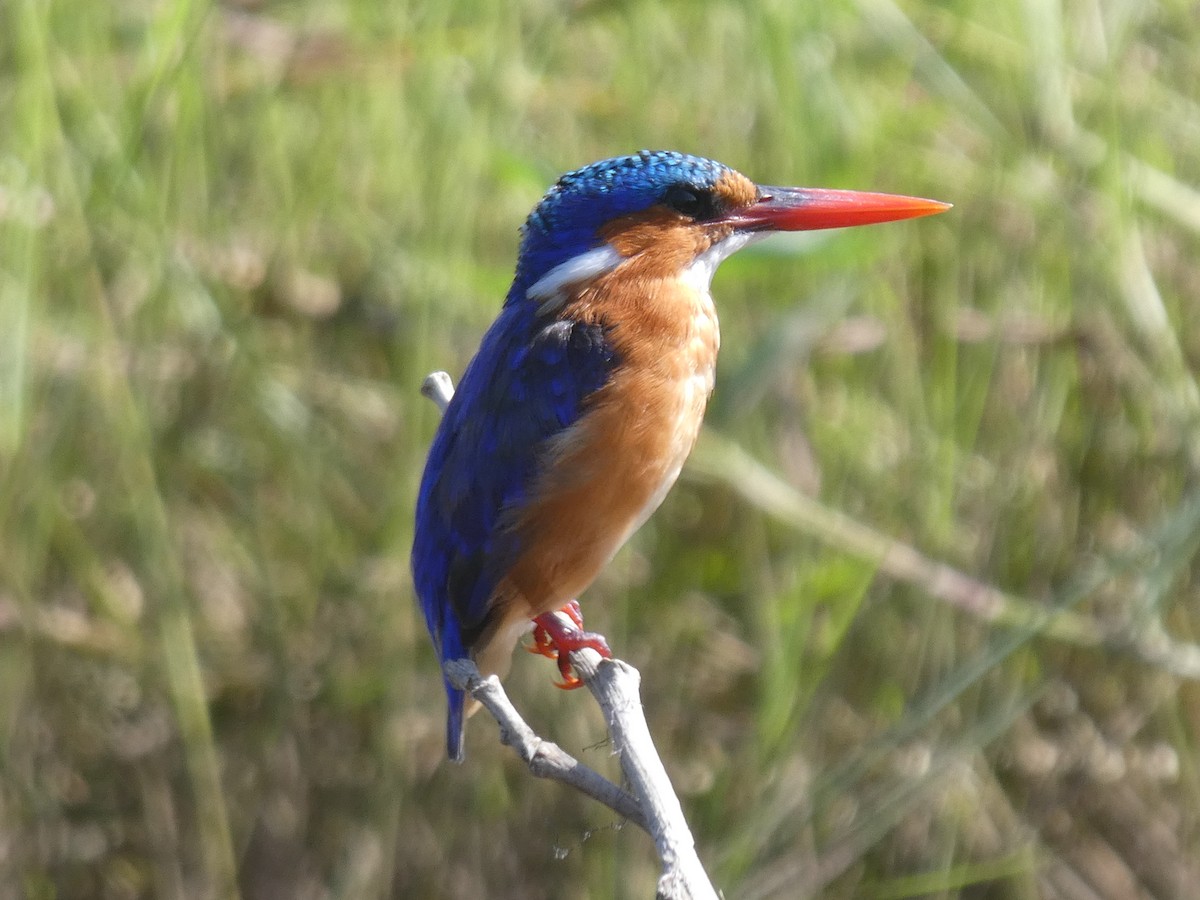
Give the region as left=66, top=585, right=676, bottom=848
left=511, top=151, right=732, bottom=299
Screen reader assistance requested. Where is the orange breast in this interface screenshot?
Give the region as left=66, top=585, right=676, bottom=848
left=503, top=269, right=721, bottom=618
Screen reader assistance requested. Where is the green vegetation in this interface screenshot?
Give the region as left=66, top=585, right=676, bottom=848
left=3, top=0, right=1198, bottom=897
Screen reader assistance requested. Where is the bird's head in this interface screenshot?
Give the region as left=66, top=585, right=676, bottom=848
left=510, top=150, right=950, bottom=309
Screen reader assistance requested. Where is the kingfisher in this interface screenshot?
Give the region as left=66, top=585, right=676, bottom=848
left=413, top=150, right=949, bottom=761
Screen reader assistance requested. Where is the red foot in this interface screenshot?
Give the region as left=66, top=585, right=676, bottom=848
left=526, top=600, right=612, bottom=689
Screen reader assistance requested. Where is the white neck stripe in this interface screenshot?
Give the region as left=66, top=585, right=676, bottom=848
left=525, top=245, right=623, bottom=315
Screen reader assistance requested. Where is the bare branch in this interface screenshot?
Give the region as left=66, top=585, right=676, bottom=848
left=570, top=648, right=720, bottom=900
left=423, top=371, right=720, bottom=900
left=421, top=371, right=455, bottom=412
left=443, top=658, right=647, bottom=830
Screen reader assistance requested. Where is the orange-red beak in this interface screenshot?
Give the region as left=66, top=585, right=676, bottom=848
left=728, top=187, right=951, bottom=232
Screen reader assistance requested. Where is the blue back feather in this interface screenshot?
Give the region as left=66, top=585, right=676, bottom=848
left=412, top=304, right=616, bottom=758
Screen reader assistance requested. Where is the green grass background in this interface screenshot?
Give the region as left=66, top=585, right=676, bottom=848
left=3, top=0, right=1200, bottom=897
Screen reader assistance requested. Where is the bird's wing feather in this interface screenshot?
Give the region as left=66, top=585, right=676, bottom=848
left=412, top=305, right=617, bottom=662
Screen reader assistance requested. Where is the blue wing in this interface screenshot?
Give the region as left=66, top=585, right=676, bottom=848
left=411, top=304, right=617, bottom=759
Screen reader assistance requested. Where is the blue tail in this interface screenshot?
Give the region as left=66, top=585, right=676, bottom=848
left=441, top=624, right=468, bottom=762
left=445, top=678, right=466, bottom=762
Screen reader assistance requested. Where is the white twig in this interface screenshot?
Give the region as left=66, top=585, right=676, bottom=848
left=443, top=659, right=647, bottom=829
left=421, top=371, right=455, bottom=412
left=571, top=647, right=720, bottom=900
left=424, top=371, right=719, bottom=900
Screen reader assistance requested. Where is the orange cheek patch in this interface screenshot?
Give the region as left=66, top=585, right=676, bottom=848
left=598, top=207, right=709, bottom=269
left=714, top=168, right=759, bottom=208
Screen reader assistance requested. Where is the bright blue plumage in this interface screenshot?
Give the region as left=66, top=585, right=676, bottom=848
left=412, top=303, right=616, bottom=760
left=513, top=150, right=732, bottom=298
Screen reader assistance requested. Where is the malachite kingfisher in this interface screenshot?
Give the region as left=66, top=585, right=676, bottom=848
left=412, top=150, right=950, bottom=761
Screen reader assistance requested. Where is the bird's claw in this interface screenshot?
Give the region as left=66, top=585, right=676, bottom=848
left=527, top=601, right=611, bottom=689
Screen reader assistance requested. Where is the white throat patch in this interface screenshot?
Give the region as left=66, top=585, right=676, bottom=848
left=678, top=231, right=765, bottom=295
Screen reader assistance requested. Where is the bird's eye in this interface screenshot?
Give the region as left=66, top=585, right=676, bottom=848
left=662, top=184, right=720, bottom=220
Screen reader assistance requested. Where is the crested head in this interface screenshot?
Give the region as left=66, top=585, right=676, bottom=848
left=525, top=151, right=740, bottom=239
left=511, top=151, right=761, bottom=304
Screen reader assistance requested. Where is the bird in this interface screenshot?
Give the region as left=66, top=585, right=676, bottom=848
left=412, top=150, right=949, bottom=761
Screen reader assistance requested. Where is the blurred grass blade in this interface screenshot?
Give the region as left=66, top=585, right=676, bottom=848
left=689, top=429, right=1200, bottom=679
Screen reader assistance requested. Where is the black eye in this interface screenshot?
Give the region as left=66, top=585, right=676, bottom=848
left=662, top=183, right=721, bottom=220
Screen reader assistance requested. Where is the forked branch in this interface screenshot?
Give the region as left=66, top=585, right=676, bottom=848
left=422, top=371, right=719, bottom=900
